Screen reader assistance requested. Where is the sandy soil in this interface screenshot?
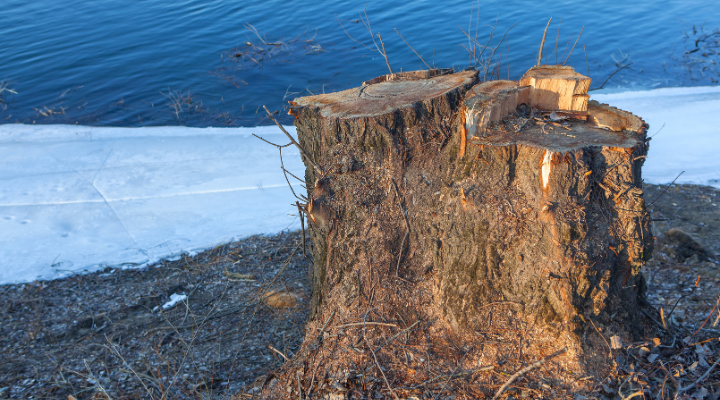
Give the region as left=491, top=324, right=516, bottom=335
left=0, top=185, right=718, bottom=400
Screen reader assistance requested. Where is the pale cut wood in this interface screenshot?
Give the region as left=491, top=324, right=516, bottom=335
left=463, top=80, right=530, bottom=138
left=466, top=78, right=645, bottom=152
left=519, top=65, right=592, bottom=111
left=587, top=100, right=646, bottom=132
left=572, top=94, right=590, bottom=111
left=464, top=66, right=594, bottom=140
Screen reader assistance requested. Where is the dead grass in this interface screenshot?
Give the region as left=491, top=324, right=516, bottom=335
left=219, top=24, right=325, bottom=76
left=161, top=89, right=205, bottom=121
left=0, top=231, right=311, bottom=399
left=678, top=25, right=720, bottom=84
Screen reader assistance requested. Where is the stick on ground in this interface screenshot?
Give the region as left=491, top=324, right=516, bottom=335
left=492, top=347, right=567, bottom=400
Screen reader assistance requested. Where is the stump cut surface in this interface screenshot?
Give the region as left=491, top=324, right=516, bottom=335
left=293, top=69, right=476, bottom=119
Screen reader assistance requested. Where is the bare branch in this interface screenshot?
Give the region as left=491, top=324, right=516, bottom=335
left=553, top=17, right=562, bottom=64
left=394, top=28, right=430, bottom=69
left=563, top=25, right=584, bottom=65
left=492, top=347, right=567, bottom=400
left=376, top=32, right=393, bottom=74
left=335, top=15, right=375, bottom=52
left=278, top=147, right=305, bottom=202
left=251, top=133, right=292, bottom=148
left=537, top=17, right=552, bottom=66
left=262, top=105, right=322, bottom=174
left=336, top=8, right=392, bottom=74
left=483, top=23, right=518, bottom=81
left=589, top=62, right=633, bottom=91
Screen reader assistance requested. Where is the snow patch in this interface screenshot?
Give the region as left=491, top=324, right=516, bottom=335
left=154, top=293, right=188, bottom=311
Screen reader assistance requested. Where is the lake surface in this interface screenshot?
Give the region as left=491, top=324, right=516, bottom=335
left=1, top=0, right=719, bottom=127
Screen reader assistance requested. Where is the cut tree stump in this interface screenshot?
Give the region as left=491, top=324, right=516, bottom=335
left=261, top=66, right=654, bottom=398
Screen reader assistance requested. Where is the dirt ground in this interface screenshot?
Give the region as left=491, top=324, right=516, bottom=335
left=643, top=184, right=720, bottom=325
left=0, top=184, right=718, bottom=400
left=0, top=232, right=313, bottom=399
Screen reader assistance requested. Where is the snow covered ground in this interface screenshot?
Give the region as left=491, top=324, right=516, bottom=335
left=593, top=86, right=720, bottom=187
left=1, top=86, right=718, bottom=284
left=0, top=125, right=304, bottom=284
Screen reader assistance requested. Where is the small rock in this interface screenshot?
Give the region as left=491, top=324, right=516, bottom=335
left=263, top=290, right=300, bottom=308
left=661, top=228, right=712, bottom=262
left=324, top=392, right=347, bottom=400
left=692, top=387, right=709, bottom=400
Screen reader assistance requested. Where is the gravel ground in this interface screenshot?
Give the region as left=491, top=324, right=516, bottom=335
left=0, top=231, right=312, bottom=399
left=0, top=184, right=718, bottom=400
left=643, top=184, right=720, bottom=327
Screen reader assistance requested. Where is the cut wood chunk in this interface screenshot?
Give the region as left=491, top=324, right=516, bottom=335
left=587, top=100, right=647, bottom=132
left=519, top=65, right=592, bottom=111
left=464, top=80, right=530, bottom=138
left=572, top=94, right=590, bottom=111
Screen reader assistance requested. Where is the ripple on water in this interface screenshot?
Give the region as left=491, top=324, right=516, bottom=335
left=0, top=0, right=718, bottom=126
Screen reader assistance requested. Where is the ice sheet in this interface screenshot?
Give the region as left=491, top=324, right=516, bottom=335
left=593, top=86, right=720, bottom=187
left=0, top=125, right=304, bottom=284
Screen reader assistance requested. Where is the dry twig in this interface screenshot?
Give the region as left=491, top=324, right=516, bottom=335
left=362, top=317, right=400, bottom=400
left=590, top=62, right=634, bottom=91
left=390, top=179, right=410, bottom=278
left=336, top=7, right=393, bottom=74
left=263, top=105, right=322, bottom=174
left=563, top=25, right=584, bottom=65
left=394, top=28, right=430, bottom=69
left=537, top=18, right=552, bottom=66
left=492, top=346, right=567, bottom=400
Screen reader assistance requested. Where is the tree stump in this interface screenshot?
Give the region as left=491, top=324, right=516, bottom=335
left=264, top=66, right=654, bottom=398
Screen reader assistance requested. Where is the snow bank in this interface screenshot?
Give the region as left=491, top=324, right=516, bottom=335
left=0, top=85, right=718, bottom=284
left=593, top=85, right=720, bottom=187
left=0, top=125, right=304, bottom=284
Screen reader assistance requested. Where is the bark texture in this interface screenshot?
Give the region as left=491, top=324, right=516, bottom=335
left=260, top=67, right=655, bottom=398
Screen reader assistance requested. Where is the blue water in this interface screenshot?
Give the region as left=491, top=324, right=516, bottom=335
left=1, top=0, right=719, bottom=127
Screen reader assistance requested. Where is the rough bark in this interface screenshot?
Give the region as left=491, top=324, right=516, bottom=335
left=260, top=66, right=655, bottom=398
